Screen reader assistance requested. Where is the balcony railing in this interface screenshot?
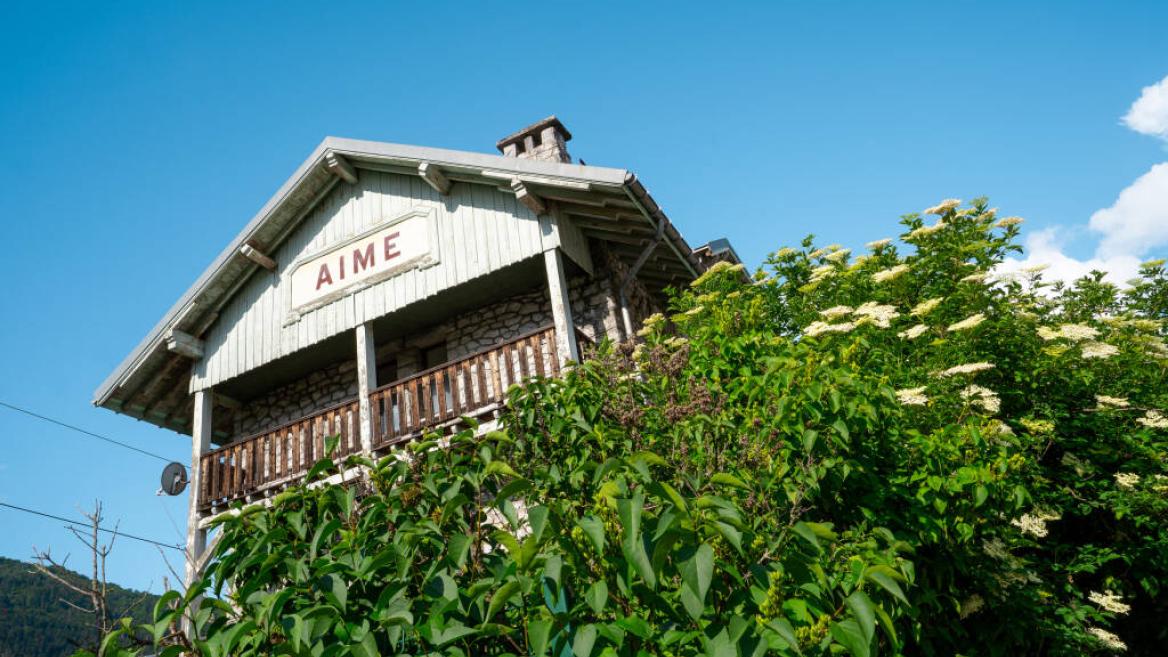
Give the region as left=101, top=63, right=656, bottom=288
left=197, top=325, right=559, bottom=512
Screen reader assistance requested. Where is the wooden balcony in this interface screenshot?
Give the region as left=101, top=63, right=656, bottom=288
left=197, top=325, right=560, bottom=512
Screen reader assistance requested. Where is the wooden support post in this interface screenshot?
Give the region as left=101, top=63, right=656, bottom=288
left=183, top=387, right=212, bottom=636
left=544, top=248, right=579, bottom=365
left=356, top=322, right=376, bottom=453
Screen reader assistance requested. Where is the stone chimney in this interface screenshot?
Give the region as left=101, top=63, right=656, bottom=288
left=496, top=116, right=573, bottom=163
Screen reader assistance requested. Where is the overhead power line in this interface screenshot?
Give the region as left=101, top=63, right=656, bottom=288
left=0, top=400, right=173, bottom=464
left=0, top=501, right=183, bottom=551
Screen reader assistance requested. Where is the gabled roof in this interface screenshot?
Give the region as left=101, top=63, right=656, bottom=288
left=93, top=136, right=711, bottom=434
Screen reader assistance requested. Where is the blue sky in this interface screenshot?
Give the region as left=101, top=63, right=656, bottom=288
left=1, top=1, right=1166, bottom=593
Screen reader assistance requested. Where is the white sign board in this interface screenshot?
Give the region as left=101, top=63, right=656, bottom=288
left=288, top=209, right=438, bottom=317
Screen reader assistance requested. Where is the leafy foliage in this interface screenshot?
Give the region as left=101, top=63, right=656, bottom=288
left=98, top=200, right=1167, bottom=656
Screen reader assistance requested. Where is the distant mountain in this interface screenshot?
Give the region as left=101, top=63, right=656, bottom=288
left=0, top=556, right=160, bottom=657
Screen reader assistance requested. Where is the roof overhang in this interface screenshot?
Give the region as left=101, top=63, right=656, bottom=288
left=93, top=136, right=710, bottom=433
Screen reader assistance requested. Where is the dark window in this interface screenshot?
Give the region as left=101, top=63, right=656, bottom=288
left=376, top=358, right=397, bottom=386
left=422, top=343, right=448, bottom=370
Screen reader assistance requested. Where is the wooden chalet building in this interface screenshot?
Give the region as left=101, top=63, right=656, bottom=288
left=93, top=117, right=739, bottom=581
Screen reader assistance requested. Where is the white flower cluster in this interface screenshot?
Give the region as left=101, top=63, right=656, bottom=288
left=1088, top=590, right=1132, bottom=614
left=866, top=238, right=892, bottom=250
left=825, top=248, right=851, bottom=263
left=1087, top=627, right=1127, bottom=652
left=819, top=305, right=854, bottom=320
left=948, top=313, right=987, bottom=332
left=898, top=324, right=928, bottom=340
left=1114, top=472, right=1140, bottom=490
left=1137, top=410, right=1168, bottom=429
left=809, top=264, right=835, bottom=283
left=854, top=301, right=900, bottom=328
left=938, top=362, right=995, bottom=377
left=911, top=297, right=944, bottom=317
left=961, top=385, right=1001, bottom=414
left=906, top=221, right=947, bottom=239
left=960, top=271, right=990, bottom=284
left=1038, top=323, right=1099, bottom=342
left=871, top=264, right=909, bottom=283
left=804, top=321, right=855, bottom=337
left=924, top=198, right=962, bottom=215
left=1011, top=511, right=1058, bottom=538
left=1081, top=341, right=1120, bottom=359
left=896, top=386, right=929, bottom=406
left=995, top=216, right=1024, bottom=228
left=1095, top=395, right=1130, bottom=409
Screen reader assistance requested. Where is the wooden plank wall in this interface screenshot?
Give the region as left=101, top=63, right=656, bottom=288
left=192, top=171, right=548, bottom=391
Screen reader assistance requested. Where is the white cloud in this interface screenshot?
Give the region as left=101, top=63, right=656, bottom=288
left=997, top=76, right=1168, bottom=286
left=1123, top=74, right=1168, bottom=142
left=1090, top=163, right=1168, bottom=258
left=998, top=227, right=1142, bottom=287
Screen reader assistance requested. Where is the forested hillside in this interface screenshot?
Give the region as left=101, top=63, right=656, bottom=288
left=0, top=556, right=159, bottom=657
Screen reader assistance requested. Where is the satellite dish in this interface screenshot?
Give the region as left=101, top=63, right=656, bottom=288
left=160, top=462, right=188, bottom=496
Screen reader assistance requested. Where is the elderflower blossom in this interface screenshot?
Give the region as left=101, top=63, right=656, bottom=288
left=872, top=264, right=909, bottom=283
left=643, top=313, right=664, bottom=327
left=948, top=313, right=987, bottom=332
left=804, top=321, right=856, bottom=337
left=959, top=594, right=985, bottom=619
left=808, top=248, right=828, bottom=259
left=995, top=216, right=1024, bottom=228
left=924, top=198, right=961, bottom=215
left=911, top=297, right=944, bottom=317
left=906, top=221, right=947, bottom=239
left=961, top=385, right=1001, bottom=414
left=1095, top=395, right=1129, bottom=409
left=824, top=248, right=851, bottom=263
left=819, top=305, right=853, bottom=320
left=960, top=271, right=990, bottom=284
left=938, top=362, right=995, bottom=377
left=898, top=324, right=928, bottom=340
left=895, top=387, right=929, bottom=406
left=866, top=238, right=892, bottom=250
left=809, top=264, right=835, bottom=282
left=1081, top=341, right=1119, bottom=359
left=683, top=305, right=704, bottom=316
left=1114, top=472, right=1140, bottom=490
left=1039, top=323, right=1099, bottom=342
left=775, top=247, right=796, bottom=258
left=1137, top=410, right=1168, bottom=429
left=1087, top=627, right=1127, bottom=652
left=1021, top=264, right=1050, bottom=274
left=854, top=301, right=900, bottom=328
left=1011, top=513, right=1053, bottom=538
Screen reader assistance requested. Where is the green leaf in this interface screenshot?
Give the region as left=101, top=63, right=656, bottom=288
left=710, top=472, right=750, bottom=490
left=577, top=516, right=606, bottom=553
left=486, top=579, right=522, bottom=620
left=585, top=580, right=609, bottom=614
left=319, top=573, right=347, bottom=612
left=484, top=460, right=520, bottom=478
left=529, top=617, right=554, bottom=657
left=764, top=618, right=801, bottom=654
left=681, top=543, right=714, bottom=615
left=844, top=590, right=876, bottom=643
left=829, top=618, right=870, bottom=657
left=573, top=623, right=598, bottom=657
left=864, top=566, right=908, bottom=605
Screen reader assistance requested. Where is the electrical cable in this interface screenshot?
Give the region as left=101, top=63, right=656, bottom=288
left=0, top=501, right=182, bottom=551
left=0, top=400, right=174, bottom=463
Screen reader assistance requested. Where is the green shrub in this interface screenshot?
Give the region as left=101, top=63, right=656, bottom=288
left=97, top=200, right=1167, bottom=656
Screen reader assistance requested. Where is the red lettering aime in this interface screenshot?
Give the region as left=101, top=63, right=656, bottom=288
left=315, top=232, right=401, bottom=291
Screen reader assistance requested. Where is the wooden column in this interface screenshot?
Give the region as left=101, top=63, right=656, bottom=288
left=544, top=248, right=579, bottom=365
left=184, top=388, right=212, bottom=588
left=356, top=322, right=376, bottom=453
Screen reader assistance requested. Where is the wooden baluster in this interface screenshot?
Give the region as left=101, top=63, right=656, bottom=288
left=547, top=329, right=560, bottom=376
left=459, top=362, right=473, bottom=411
left=438, top=368, right=452, bottom=421
left=530, top=335, right=544, bottom=377
left=369, top=393, right=381, bottom=449
left=418, top=375, right=431, bottom=428
left=230, top=445, right=240, bottom=499
left=475, top=356, right=488, bottom=407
